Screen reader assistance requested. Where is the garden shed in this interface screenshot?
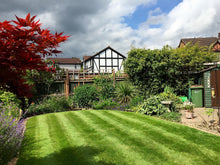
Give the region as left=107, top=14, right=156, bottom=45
left=202, top=64, right=220, bottom=108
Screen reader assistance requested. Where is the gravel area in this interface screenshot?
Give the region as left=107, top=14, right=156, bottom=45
left=180, top=108, right=220, bottom=136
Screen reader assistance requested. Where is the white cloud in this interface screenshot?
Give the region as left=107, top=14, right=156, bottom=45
left=38, top=13, right=56, bottom=29
left=1, top=0, right=220, bottom=58
left=163, top=0, right=217, bottom=39
left=135, top=0, right=220, bottom=49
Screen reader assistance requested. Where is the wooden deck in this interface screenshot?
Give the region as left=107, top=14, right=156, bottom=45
left=54, top=69, right=128, bottom=83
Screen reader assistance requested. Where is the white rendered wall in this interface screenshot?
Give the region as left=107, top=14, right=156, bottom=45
left=59, top=64, right=81, bottom=71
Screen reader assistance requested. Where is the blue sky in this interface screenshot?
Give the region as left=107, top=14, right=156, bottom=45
left=123, top=0, right=183, bottom=29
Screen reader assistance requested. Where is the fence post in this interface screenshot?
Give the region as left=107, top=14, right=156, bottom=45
left=64, top=69, right=69, bottom=98
left=113, top=68, right=115, bottom=86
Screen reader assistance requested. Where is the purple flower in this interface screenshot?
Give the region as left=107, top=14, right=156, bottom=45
left=0, top=109, right=25, bottom=164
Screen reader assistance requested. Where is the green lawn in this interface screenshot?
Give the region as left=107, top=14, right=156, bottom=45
left=17, top=110, right=220, bottom=165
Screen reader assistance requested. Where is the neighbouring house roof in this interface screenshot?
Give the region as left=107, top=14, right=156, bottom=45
left=83, top=46, right=126, bottom=62
left=83, top=56, right=92, bottom=61
left=47, top=57, right=81, bottom=64
left=178, top=37, right=218, bottom=48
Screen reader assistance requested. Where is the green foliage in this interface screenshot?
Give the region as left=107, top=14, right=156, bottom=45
left=93, top=75, right=115, bottom=99
left=0, top=91, right=21, bottom=107
left=137, top=95, right=167, bottom=115
left=25, top=61, right=65, bottom=97
left=0, top=91, right=21, bottom=119
left=136, top=86, right=181, bottom=115
left=130, top=95, right=144, bottom=107
left=73, top=85, right=98, bottom=108
left=0, top=109, right=25, bottom=165
left=25, top=69, right=56, bottom=96
left=26, top=95, right=71, bottom=116
left=159, top=112, right=182, bottom=122
left=115, top=81, right=135, bottom=103
left=159, top=86, right=182, bottom=112
left=0, top=103, right=21, bottom=119
left=92, top=98, right=119, bottom=110
left=204, top=108, right=214, bottom=117
left=124, top=45, right=216, bottom=95
left=183, top=101, right=194, bottom=112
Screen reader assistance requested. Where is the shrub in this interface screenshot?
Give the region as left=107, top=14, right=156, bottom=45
left=93, top=98, right=119, bottom=110
left=130, top=95, right=144, bottom=107
left=0, top=91, right=21, bottom=106
left=159, top=86, right=182, bottom=112
left=93, top=75, right=115, bottom=99
left=0, top=91, right=22, bottom=119
left=159, top=112, right=182, bottom=122
left=137, top=95, right=167, bottom=115
left=74, top=85, right=98, bottom=108
left=26, top=95, right=71, bottom=117
left=0, top=106, right=25, bottom=164
left=0, top=102, right=21, bottom=119
left=115, top=81, right=135, bottom=103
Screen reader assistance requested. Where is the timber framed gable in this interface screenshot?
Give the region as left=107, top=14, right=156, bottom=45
left=83, top=46, right=126, bottom=73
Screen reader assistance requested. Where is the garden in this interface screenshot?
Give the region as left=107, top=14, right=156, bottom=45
left=17, top=110, right=220, bottom=165
left=1, top=14, right=220, bottom=165
left=1, top=75, right=220, bottom=164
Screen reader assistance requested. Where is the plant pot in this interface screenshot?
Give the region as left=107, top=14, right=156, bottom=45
left=186, top=111, right=194, bottom=119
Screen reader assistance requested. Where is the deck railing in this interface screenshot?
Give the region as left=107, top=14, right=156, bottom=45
left=54, top=69, right=127, bottom=81
left=54, top=69, right=127, bottom=98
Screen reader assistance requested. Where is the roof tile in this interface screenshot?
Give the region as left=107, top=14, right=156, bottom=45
left=180, top=37, right=218, bottom=47
left=47, top=57, right=81, bottom=64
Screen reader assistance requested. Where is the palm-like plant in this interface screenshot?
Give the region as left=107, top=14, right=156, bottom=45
left=115, top=82, right=135, bottom=103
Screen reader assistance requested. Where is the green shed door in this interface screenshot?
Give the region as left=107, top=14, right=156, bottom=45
left=191, top=88, right=203, bottom=107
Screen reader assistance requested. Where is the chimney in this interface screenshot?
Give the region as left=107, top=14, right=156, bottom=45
left=218, top=33, right=220, bottom=40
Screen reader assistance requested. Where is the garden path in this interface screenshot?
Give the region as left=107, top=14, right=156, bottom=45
left=180, top=108, right=220, bottom=136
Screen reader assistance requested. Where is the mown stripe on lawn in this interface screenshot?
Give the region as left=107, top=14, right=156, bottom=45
left=118, top=111, right=220, bottom=148
left=18, top=110, right=220, bottom=165
left=86, top=110, right=194, bottom=165
left=63, top=111, right=142, bottom=165
left=84, top=110, right=199, bottom=165
left=63, top=111, right=122, bottom=165
left=74, top=111, right=155, bottom=164
left=17, top=115, right=56, bottom=165
left=105, top=110, right=219, bottom=164
left=45, top=114, right=76, bottom=163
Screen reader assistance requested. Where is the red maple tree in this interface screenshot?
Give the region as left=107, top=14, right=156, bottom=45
left=0, top=13, right=69, bottom=97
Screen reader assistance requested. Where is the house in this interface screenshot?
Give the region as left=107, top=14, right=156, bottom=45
left=178, top=33, right=220, bottom=60
left=178, top=37, right=218, bottom=48
left=47, top=57, right=81, bottom=71
left=178, top=33, right=220, bottom=108
left=83, top=46, right=126, bottom=73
